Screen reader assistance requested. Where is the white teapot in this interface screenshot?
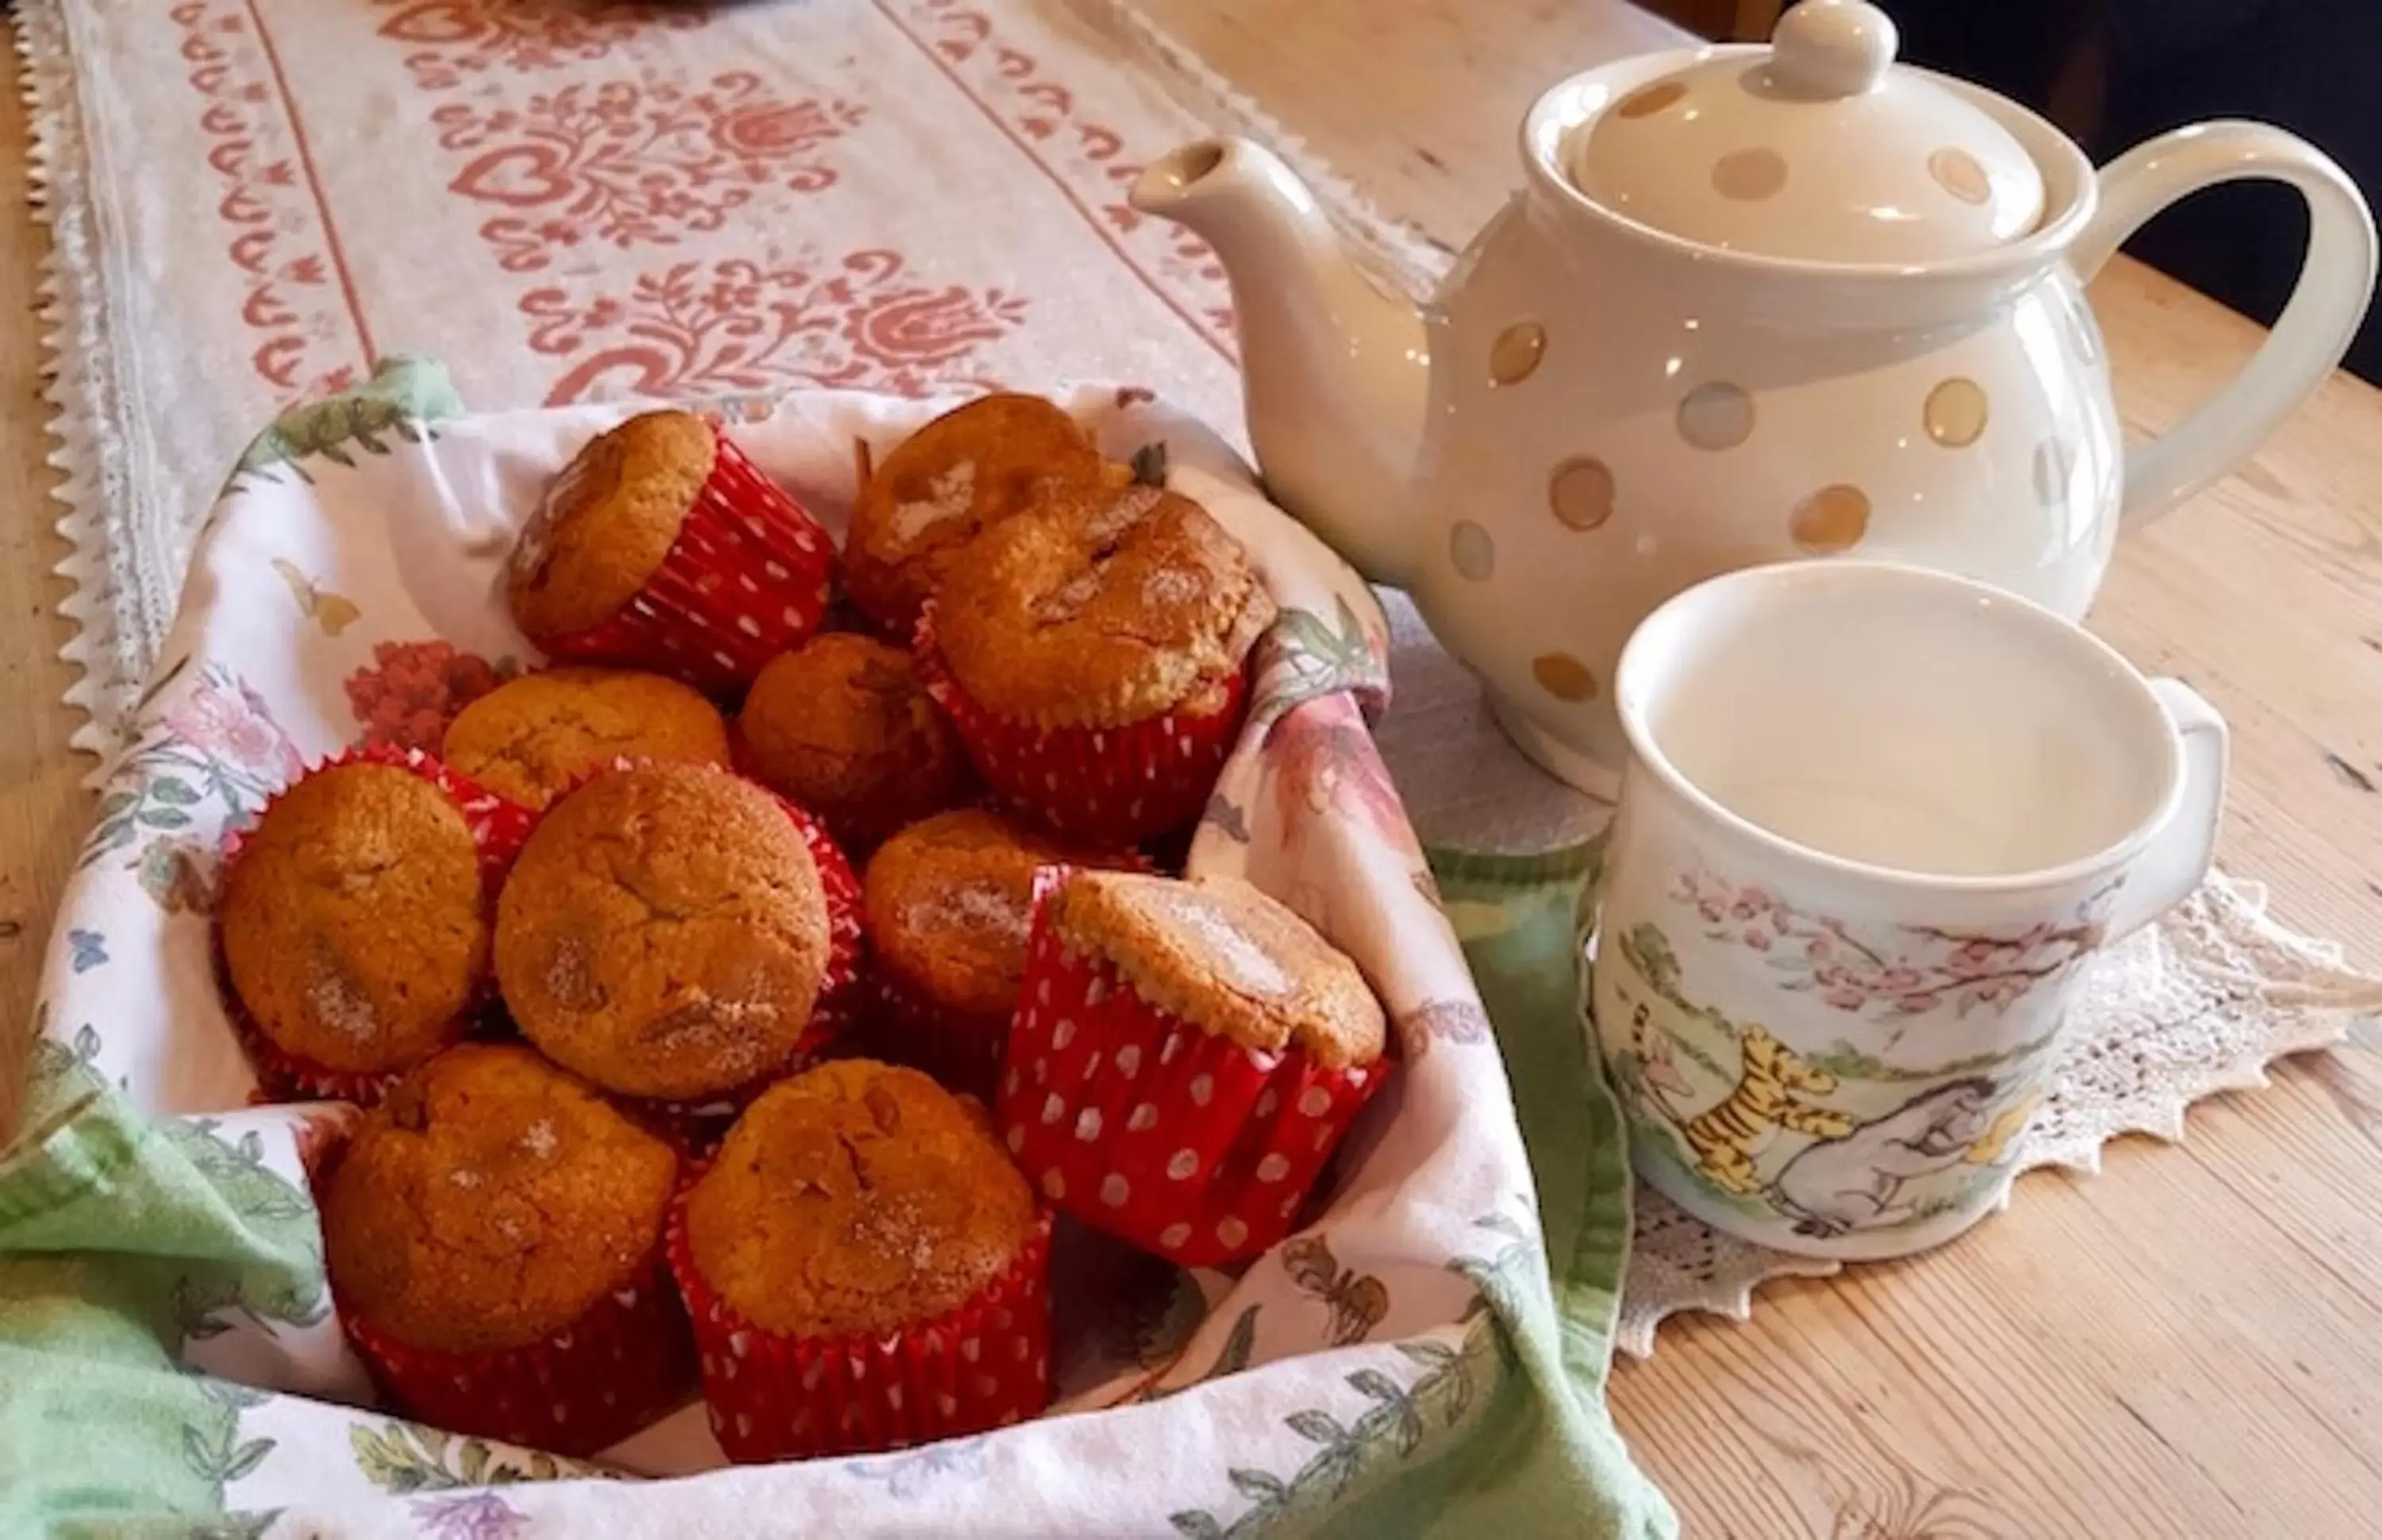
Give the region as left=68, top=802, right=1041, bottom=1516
left=1131, top=0, right=2376, bottom=795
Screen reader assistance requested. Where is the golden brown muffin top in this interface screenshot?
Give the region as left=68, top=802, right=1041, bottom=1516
left=507, top=410, right=717, bottom=641
left=495, top=763, right=831, bottom=1100
left=1050, top=872, right=1384, bottom=1069
left=863, top=809, right=1136, bottom=1022
left=219, top=763, right=488, bottom=1074
left=932, top=485, right=1275, bottom=729
left=843, top=394, right=1108, bottom=633
left=686, top=1061, right=1037, bottom=1338
left=739, top=634, right=969, bottom=851
left=323, top=1044, right=677, bottom=1354
left=442, top=668, right=730, bottom=811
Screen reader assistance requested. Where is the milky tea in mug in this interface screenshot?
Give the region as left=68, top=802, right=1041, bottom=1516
left=1587, top=562, right=2226, bottom=1259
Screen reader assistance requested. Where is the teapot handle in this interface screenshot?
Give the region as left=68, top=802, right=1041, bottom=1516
left=2070, top=121, right=2377, bottom=529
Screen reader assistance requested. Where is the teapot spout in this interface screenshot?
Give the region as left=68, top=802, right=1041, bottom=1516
left=1132, top=139, right=1428, bottom=587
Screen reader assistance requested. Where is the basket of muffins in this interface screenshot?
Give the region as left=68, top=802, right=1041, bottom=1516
left=214, top=393, right=1397, bottom=1463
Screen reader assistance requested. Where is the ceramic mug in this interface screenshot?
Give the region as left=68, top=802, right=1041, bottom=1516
left=1587, top=560, right=2226, bottom=1259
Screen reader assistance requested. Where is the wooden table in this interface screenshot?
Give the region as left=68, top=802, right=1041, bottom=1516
left=4, top=2, right=2380, bottom=1533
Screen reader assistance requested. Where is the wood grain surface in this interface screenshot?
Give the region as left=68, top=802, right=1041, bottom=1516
left=4, top=3, right=2380, bottom=1534
left=0, top=25, right=90, bottom=1142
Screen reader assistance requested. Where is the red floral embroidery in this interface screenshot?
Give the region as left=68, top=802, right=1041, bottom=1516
left=344, top=640, right=507, bottom=752
left=370, top=0, right=708, bottom=91
left=432, top=73, right=865, bottom=272
left=524, top=251, right=1030, bottom=404
left=171, top=1, right=365, bottom=401
left=890, top=0, right=1237, bottom=356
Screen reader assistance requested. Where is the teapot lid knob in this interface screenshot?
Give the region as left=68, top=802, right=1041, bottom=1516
left=1769, top=0, right=1898, bottom=99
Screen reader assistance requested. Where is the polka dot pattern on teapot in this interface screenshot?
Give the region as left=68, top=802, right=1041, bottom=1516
left=1532, top=652, right=1598, bottom=703
left=1923, top=378, right=1990, bottom=448
left=1677, top=382, right=1756, bottom=450
left=1790, top=484, right=1871, bottom=552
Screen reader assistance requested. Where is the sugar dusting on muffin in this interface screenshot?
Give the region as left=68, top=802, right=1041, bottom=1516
left=219, top=761, right=491, bottom=1076
left=684, top=1060, right=1037, bottom=1338
left=495, top=763, right=834, bottom=1100
left=323, top=1044, right=677, bottom=1355
left=1049, top=872, right=1384, bottom=1069
left=931, top=484, right=1276, bottom=730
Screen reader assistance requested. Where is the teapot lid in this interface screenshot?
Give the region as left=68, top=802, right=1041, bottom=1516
left=1568, top=0, right=2044, bottom=264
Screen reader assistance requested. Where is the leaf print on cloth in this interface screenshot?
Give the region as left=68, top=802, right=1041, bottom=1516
left=349, top=1421, right=599, bottom=1494
left=163, top=1118, right=330, bottom=1342
left=432, top=75, right=865, bottom=273
left=410, top=1491, right=530, bottom=1540
left=370, top=0, right=708, bottom=92
left=225, top=356, right=461, bottom=493
left=1166, top=1214, right=1530, bottom=1538
left=345, top=640, right=511, bottom=752
left=173, top=1378, right=279, bottom=1536
left=524, top=252, right=1029, bottom=404
left=83, top=664, right=303, bottom=872
left=1674, top=862, right=2116, bottom=1034
left=1250, top=596, right=1390, bottom=727
left=137, top=838, right=217, bottom=917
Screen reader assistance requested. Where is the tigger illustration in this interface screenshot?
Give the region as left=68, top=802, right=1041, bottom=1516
left=1675, top=1026, right=1854, bottom=1195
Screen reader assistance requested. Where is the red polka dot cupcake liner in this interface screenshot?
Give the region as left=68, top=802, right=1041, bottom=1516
left=533, top=425, right=834, bottom=694
left=343, top=1244, right=696, bottom=1458
left=216, top=745, right=534, bottom=1108
left=996, top=868, right=1390, bottom=1268
left=912, top=609, right=1248, bottom=847
left=608, top=771, right=868, bottom=1157
left=665, top=1179, right=1055, bottom=1463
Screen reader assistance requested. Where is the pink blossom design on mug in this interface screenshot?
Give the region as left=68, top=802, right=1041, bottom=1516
left=1671, top=863, right=2118, bottom=1022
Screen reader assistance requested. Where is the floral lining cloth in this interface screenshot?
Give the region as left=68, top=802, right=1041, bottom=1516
left=0, top=369, right=1673, bottom=1539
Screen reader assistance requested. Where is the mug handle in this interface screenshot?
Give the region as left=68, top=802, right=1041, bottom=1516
left=2107, top=679, right=2230, bottom=939
left=2069, top=121, right=2378, bottom=530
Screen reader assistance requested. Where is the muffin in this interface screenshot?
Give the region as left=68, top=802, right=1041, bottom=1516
left=668, top=1061, right=1053, bottom=1461
left=915, top=483, right=1274, bottom=844
left=506, top=410, right=834, bottom=692
left=322, top=1044, right=692, bottom=1454
left=218, top=749, right=533, bottom=1105
left=1000, top=870, right=1388, bottom=1266
left=844, top=394, right=1108, bottom=636
left=862, top=809, right=1140, bottom=1098
left=442, top=667, right=730, bottom=811
left=495, top=763, right=862, bottom=1115
left=738, top=633, right=971, bottom=852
